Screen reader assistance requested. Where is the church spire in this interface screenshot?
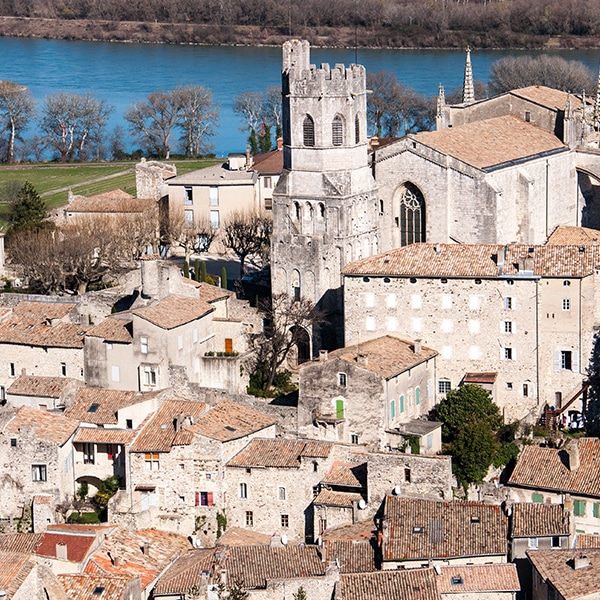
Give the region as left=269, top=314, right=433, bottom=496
left=436, top=84, right=446, bottom=118
left=594, top=67, right=600, bottom=129
left=462, top=46, right=475, bottom=104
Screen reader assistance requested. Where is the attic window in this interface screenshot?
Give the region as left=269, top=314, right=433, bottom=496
left=450, top=577, right=464, bottom=586
left=412, top=526, right=423, bottom=534
left=93, top=587, right=105, bottom=595
left=225, top=426, right=237, bottom=432
left=470, top=515, right=480, bottom=523
left=87, top=403, right=100, bottom=413
left=26, top=324, right=33, bottom=329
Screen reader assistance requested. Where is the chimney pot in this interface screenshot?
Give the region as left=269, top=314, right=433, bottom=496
left=56, top=542, right=68, bottom=561
left=319, top=350, right=328, bottom=362
left=414, top=339, right=422, bottom=355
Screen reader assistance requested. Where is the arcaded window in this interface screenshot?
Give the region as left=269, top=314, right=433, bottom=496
left=332, top=115, right=343, bottom=146
left=399, top=183, right=426, bottom=246
left=303, top=115, right=315, bottom=146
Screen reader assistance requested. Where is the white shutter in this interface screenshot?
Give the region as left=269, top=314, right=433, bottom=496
left=572, top=351, right=580, bottom=373
left=553, top=351, right=561, bottom=372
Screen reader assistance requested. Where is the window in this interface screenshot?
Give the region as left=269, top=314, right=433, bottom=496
left=405, top=468, right=411, bottom=483
left=574, top=500, right=586, bottom=516
left=390, top=399, right=396, bottom=419
left=143, top=366, right=157, bottom=387
left=399, top=183, right=426, bottom=246
left=209, top=186, right=219, bottom=206
left=594, top=502, right=599, bottom=518
left=561, top=351, right=572, bottom=370
left=469, top=320, right=480, bottom=334
left=184, top=209, right=194, bottom=226
left=332, top=115, right=343, bottom=146
left=9, top=362, right=15, bottom=377
left=225, top=338, right=233, bottom=353
left=442, top=295, right=451, bottom=309
left=532, top=493, right=543, bottom=503
left=415, top=387, right=420, bottom=405
left=263, top=176, right=272, bottom=189
left=303, top=115, right=315, bottom=146
left=293, top=284, right=300, bottom=301
left=338, top=373, right=347, bottom=387
left=525, top=111, right=531, bottom=122
left=278, top=486, right=286, bottom=501
left=126, top=419, right=133, bottom=429
left=32, top=464, right=47, bottom=482
left=504, top=348, right=513, bottom=360
left=195, top=491, right=214, bottom=506
left=562, top=298, right=571, bottom=311
left=335, top=399, right=345, bottom=419
left=239, top=483, right=247, bottom=499
left=438, top=380, right=451, bottom=394
left=178, top=335, right=183, bottom=350
left=10, top=438, right=16, bottom=447
left=523, top=383, right=529, bottom=397
left=552, top=536, right=561, bottom=548
left=141, top=336, right=148, bottom=354
left=351, top=434, right=359, bottom=445
left=504, top=321, right=513, bottom=333
left=355, top=114, right=360, bottom=144
left=210, top=210, right=220, bottom=229
left=83, top=443, right=95, bottom=465
left=505, top=297, right=513, bottom=310
left=245, top=511, right=254, bottom=527
left=61, top=362, right=67, bottom=376
left=145, top=453, right=160, bottom=470
left=506, top=382, right=513, bottom=390
left=366, top=316, right=375, bottom=331
left=528, top=537, right=538, bottom=549
left=281, top=514, right=289, bottom=528
left=184, top=186, right=193, bottom=205
left=399, top=395, right=405, bottom=413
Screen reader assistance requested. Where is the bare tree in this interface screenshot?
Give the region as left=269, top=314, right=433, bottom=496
left=39, top=92, right=113, bottom=162
left=248, top=293, right=323, bottom=391
left=161, top=207, right=217, bottom=262
left=175, top=84, right=219, bottom=157
left=262, top=85, right=282, bottom=138
left=0, top=81, right=35, bottom=164
left=233, top=91, right=264, bottom=134
left=221, top=210, right=272, bottom=277
left=125, top=90, right=182, bottom=159
left=488, top=55, right=596, bottom=95
left=114, top=202, right=160, bottom=264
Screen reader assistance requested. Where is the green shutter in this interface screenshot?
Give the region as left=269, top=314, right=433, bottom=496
left=594, top=503, right=599, bottom=519
left=336, top=399, right=345, bottom=419
left=574, top=500, right=586, bottom=516
left=390, top=400, right=395, bottom=419
left=399, top=395, right=405, bottom=413
left=415, top=387, right=420, bottom=405
left=532, top=493, right=543, bottom=503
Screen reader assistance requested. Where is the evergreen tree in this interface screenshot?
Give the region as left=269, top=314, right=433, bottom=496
left=200, top=260, right=208, bottom=283
left=194, top=258, right=201, bottom=282
left=9, top=181, right=49, bottom=232
left=221, top=266, right=228, bottom=289
left=293, top=587, right=308, bottom=600
left=258, top=124, right=272, bottom=154
left=248, top=128, right=259, bottom=155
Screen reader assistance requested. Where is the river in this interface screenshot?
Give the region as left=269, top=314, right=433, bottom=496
left=2, top=37, right=600, bottom=156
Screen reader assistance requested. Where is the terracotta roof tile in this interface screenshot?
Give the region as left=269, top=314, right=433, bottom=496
left=510, top=86, right=588, bottom=111
left=511, top=503, right=571, bottom=537
left=321, top=462, right=366, bottom=488
left=188, top=400, right=277, bottom=442
left=33, top=495, right=52, bottom=504
left=67, top=190, right=151, bottom=214
left=527, top=548, right=600, bottom=600
left=336, top=569, right=439, bottom=600
left=324, top=539, right=377, bottom=573
left=546, top=225, right=600, bottom=245
left=130, top=400, right=207, bottom=453
left=65, top=388, right=159, bottom=425
left=198, top=282, right=231, bottom=303
left=343, top=242, right=600, bottom=279
left=251, top=149, right=283, bottom=175
left=576, top=534, right=600, bottom=549
left=508, top=438, right=600, bottom=497
left=7, top=375, right=76, bottom=398
left=36, top=532, right=98, bottom=563
left=317, top=336, right=437, bottom=379
left=4, top=406, right=79, bottom=445
left=437, top=564, right=520, bottom=593
left=85, top=318, right=133, bottom=343
left=321, top=521, right=377, bottom=542
left=463, top=372, right=498, bottom=384
left=168, top=164, right=257, bottom=185
left=58, top=573, right=136, bottom=600
left=73, top=428, right=136, bottom=444
left=313, top=489, right=364, bottom=507
left=152, top=549, right=216, bottom=595
left=382, top=497, right=508, bottom=561
left=132, top=295, right=213, bottom=330
left=0, top=533, right=44, bottom=554
left=0, top=551, right=37, bottom=597
left=216, top=528, right=273, bottom=547
left=413, top=115, right=565, bottom=170
left=223, top=545, right=326, bottom=588
left=227, top=439, right=333, bottom=469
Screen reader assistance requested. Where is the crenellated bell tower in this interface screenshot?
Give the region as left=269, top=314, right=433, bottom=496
left=271, top=40, right=379, bottom=352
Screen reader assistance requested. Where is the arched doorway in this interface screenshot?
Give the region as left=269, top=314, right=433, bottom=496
left=290, top=325, right=311, bottom=364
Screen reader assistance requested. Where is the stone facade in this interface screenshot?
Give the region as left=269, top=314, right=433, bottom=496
left=135, top=159, right=177, bottom=201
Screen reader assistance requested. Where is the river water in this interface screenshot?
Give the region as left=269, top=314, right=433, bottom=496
left=2, top=37, right=600, bottom=156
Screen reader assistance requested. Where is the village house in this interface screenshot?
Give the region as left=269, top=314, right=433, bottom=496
left=321, top=521, right=378, bottom=574
left=115, top=399, right=277, bottom=538
left=62, top=190, right=154, bottom=225
left=58, top=573, right=141, bottom=600
left=436, top=564, right=520, bottom=600
left=333, top=569, right=439, bottom=600
left=379, top=496, right=509, bottom=569
left=249, top=142, right=284, bottom=211
left=298, top=335, right=440, bottom=451
left=0, top=406, right=79, bottom=527
left=0, top=301, right=88, bottom=399
left=508, top=438, right=600, bottom=534
left=342, top=242, right=600, bottom=422
left=6, top=374, right=82, bottom=411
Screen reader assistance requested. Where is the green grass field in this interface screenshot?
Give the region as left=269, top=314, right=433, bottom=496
left=0, top=158, right=221, bottom=223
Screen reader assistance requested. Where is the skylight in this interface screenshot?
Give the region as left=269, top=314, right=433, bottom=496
left=87, top=403, right=100, bottom=413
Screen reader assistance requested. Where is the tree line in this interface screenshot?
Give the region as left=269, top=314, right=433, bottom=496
left=2, top=0, right=600, bottom=48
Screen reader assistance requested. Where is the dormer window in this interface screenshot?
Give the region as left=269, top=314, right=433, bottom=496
left=412, top=526, right=423, bottom=533
left=470, top=515, right=480, bottom=523
left=451, top=576, right=464, bottom=586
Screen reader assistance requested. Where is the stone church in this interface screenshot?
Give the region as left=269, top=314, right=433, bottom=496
left=271, top=40, right=600, bottom=353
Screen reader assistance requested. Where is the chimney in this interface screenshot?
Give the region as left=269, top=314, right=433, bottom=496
left=175, top=413, right=185, bottom=432
left=414, top=339, right=422, bottom=356
left=141, top=540, right=150, bottom=556
left=114, top=555, right=123, bottom=567
left=270, top=534, right=283, bottom=548
left=277, top=136, right=283, bottom=150
left=356, top=354, right=368, bottom=367
left=56, top=542, right=68, bottom=561
left=319, top=349, right=328, bottom=362
left=245, top=146, right=252, bottom=169
left=566, top=439, right=580, bottom=472
left=573, top=554, right=591, bottom=570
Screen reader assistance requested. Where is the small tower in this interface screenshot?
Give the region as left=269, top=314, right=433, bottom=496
left=436, top=83, right=448, bottom=130
left=462, top=47, right=475, bottom=105
left=271, top=40, right=379, bottom=352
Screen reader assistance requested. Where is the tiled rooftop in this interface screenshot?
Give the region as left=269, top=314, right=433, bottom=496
left=251, top=148, right=283, bottom=175
left=463, top=372, right=498, bottom=384
left=0, top=533, right=43, bottom=554
left=67, top=190, right=151, bottom=213
left=335, top=569, right=439, bottom=600
left=343, top=242, right=600, bottom=279
left=227, top=438, right=333, bottom=469
left=324, top=539, right=377, bottom=573
left=4, top=406, right=79, bottom=445
left=511, top=86, right=588, bottom=111
left=546, top=225, right=600, bottom=245
left=130, top=400, right=207, bottom=453
left=85, top=317, right=133, bottom=343
left=313, top=489, right=364, bottom=507
left=437, top=564, right=520, bottom=593
left=188, top=400, right=277, bottom=442
left=168, top=163, right=257, bottom=185
left=577, top=534, right=600, bottom=549
left=527, top=548, right=600, bottom=600
left=132, top=295, right=213, bottom=330
left=7, top=375, right=76, bottom=398
left=321, top=462, right=366, bottom=488
left=319, top=336, right=437, bottom=379
left=382, top=497, right=508, bottom=561
left=510, top=503, right=571, bottom=538
left=0, top=551, right=37, bottom=598
left=222, top=545, right=326, bottom=588
left=36, top=531, right=100, bottom=563
left=152, top=548, right=216, bottom=595
left=198, top=281, right=231, bottom=303
left=73, top=428, right=136, bottom=444
left=413, top=115, right=565, bottom=170
left=508, top=438, right=600, bottom=497
left=58, top=573, right=137, bottom=600
left=216, top=527, right=273, bottom=547
left=65, top=388, right=158, bottom=425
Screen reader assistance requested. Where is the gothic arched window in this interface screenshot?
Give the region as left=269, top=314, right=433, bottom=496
left=303, top=116, right=315, bottom=147
left=355, top=114, right=360, bottom=144
left=399, top=183, right=426, bottom=246
left=332, top=115, right=344, bottom=146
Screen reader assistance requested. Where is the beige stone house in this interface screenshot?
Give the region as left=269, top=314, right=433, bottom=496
left=58, top=573, right=141, bottom=600
left=508, top=438, right=600, bottom=534
left=6, top=375, right=82, bottom=411
left=334, top=569, right=438, bottom=600
left=342, top=243, right=600, bottom=421
left=298, top=335, right=440, bottom=451
left=436, top=564, right=520, bottom=600
left=63, top=190, right=153, bottom=224
left=250, top=144, right=284, bottom=211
